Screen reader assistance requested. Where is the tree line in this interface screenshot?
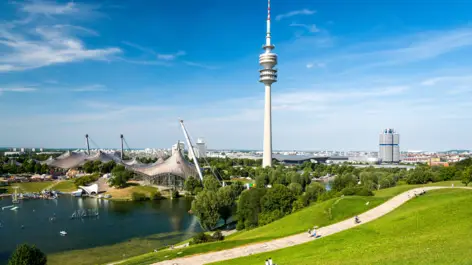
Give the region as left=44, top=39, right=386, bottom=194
left=187, top=158, right=472, bottom=232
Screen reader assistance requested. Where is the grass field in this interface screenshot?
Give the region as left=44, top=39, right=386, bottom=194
left=47, top=232, right=194, bottom=265
left=105, top=184, right=159, bottom=201
left=116, top=196, right=387, bottom=265
left=50, top=180, right=77, bottom=192
left=115, top=181, right=463, bottom=265
left=211, top=188, right=472, bottom=265
left=7, top=181, right=55, bottom=193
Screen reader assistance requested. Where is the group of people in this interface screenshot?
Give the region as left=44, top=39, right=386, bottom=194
left=411, top=189, right=426, bottom=198
left=264, top=257, right=274, bottom=265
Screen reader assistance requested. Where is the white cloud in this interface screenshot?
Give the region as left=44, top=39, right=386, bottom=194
left=157, top=51, right=186, bottom=61
left=122, top=41, right=157, bottom=55
left=19, top=1, right=102, bottom=19
left=71, top=84, right=107, bottom=92
left=0, top=87, right=37, bottom=96
left=290, top=23, right=320, bottom=33
left=276, top=9, right=316, bottom=21
left=0, top=2, right=120, bottom=72
left=306, top=62, right=325, bottom=68
left=184, top=61, right=218, bottom=70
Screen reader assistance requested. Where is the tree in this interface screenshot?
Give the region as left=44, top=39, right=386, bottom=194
left=332, top=174, right=357, bottom=191
left=8, top=244, right=47, bottom=265
left=217, top=186, right=236, bottom=225
left=236, top=188, right=267, bottom=230
left=82, top=161, right=94, bottom=174
left=203, top=175, right=221, bottom=192
left=109, top=166, right=133, bottom=188
left=230, top=181, right=245, bottom=198
left=184, top=176, right=203, bottom=195
left=288, top=183, right=303, bottom=196
left=255, top=174, right=268, bottom=188
left=305, top=182, right=326, bottom=202
left=191, top=190, right=220, bottom=230
left=260, top=184, right=295, bottom=215
left=462, top=167, right=472, bottom=186
left=101, top=161, right=116, bottom=174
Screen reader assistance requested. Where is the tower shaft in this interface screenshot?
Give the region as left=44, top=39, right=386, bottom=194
left=262, top=85, right=272, bottom=167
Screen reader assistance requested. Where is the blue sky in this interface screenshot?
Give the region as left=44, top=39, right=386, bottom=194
left=1, top=0, right=472, bottom=151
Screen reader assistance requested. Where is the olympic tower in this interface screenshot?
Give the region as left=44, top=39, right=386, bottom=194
left=259, top=0, right=278, bottom=167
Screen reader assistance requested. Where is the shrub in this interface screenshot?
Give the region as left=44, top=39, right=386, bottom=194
left=171, top=190, right=180, bottom=199
left=211, top=230, right=225, bottom=241
left=340, top=187, right=373, bottom=196
left=8, top=244, right=47, bottom=265
left=190, top=232, right=209, bottom=245
left=74, top=173, right=100, bottom=187
left=292, top=194, right=310, bottom=213
left=150, top=191, right=162, bottom=200
left=258, top=209, right=284, bottom=226
left=131, top=192, right=147, bottom=201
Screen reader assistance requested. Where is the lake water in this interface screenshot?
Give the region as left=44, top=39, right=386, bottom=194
left=0, top=196, right=201, bottom=264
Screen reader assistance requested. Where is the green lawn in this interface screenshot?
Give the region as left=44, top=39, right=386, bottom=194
left=116, top=196, right=387, bottom=265
left=47, top=232, right=194, bottom=265
left=7, top=181, right=54, bottom=193
left=51, top=180, right=77, bottom=192
left=373, top=181, right=463, bottom=198
left=115, top=181, right=464, bottom=265
left=105, top=184, right=159, bottom=201
left=211, top=188, right=472, bottom=265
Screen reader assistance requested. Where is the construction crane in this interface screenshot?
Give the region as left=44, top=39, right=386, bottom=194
left=179, top=120, right=204, bottom=182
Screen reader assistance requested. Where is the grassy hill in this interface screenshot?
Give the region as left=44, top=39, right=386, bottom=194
left=212, top=188, right=472, bottom=265
left=117, top=196, right=387, bottom=265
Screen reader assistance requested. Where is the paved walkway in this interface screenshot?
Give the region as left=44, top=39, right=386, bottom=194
left=151, top=186, right=469, bottom=265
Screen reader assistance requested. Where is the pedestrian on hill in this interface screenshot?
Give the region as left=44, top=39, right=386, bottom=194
left=265, top=259, right=269, bottom=265
left=268, top=257, right=273, bottom=265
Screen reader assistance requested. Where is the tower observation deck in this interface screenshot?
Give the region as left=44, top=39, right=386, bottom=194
left=259, top=0, right=277, bottom=168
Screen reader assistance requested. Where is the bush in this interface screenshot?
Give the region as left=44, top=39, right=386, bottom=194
left=190, top=231, right=224, bottom=245
left=171, top=190, right=180, bottom=199
left=340, top=186, right=374, bottom=196
left=292, top=194, right=310, bottom=213
left=190, top=232, right=209, bottom=245
left=258, top=209, right=284, bottom=226
left=74, top=173, right=100, bottom=187
left=211, top=230, right=225, bottom=241
left=150, top=191, right=162, bottom=200
left=131, top=192, right=148, bottom=201
left=8, top=244, right=47, bottom=265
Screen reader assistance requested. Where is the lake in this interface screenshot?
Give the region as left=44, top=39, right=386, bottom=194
left=0, top=196, right=201, bottom=264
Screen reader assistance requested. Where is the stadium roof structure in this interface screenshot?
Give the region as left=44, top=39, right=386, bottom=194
left=131, top=146, right=197, bottom=179
left=46, top=146, right=198, bottom=181
left=47, top=151, right=122, bottom=170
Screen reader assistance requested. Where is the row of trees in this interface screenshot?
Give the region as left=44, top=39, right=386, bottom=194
left=188, top=158, right=472, bottom=232
left=0, top=160, right=50, bottom=175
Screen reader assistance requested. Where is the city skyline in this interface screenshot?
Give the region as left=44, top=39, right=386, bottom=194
left=1, top=1, right=472, bottom=151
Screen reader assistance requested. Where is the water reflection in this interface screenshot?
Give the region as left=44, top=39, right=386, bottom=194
left=0, top=196, right=200, bottom=265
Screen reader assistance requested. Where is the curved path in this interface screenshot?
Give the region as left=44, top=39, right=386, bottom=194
left=151, top=186, right=468, bottom=265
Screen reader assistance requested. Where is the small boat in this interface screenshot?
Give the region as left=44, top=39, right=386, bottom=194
left=60, top=231, right=67, bottom=236
left=71, top=189, right=83, bottom=197
left=11, top=206, right=19, bottom=211
left=2, top=205, right=14, bottom=210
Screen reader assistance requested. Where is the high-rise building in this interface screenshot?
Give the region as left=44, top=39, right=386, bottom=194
left=195, top=138, right=207, bottom=158
left=259, top=0, right=278, bottom=167
left=379, top=128, right=400, bottom=163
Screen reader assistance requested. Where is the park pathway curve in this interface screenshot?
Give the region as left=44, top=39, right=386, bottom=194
left=151, top=186, right=470, bottom=265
